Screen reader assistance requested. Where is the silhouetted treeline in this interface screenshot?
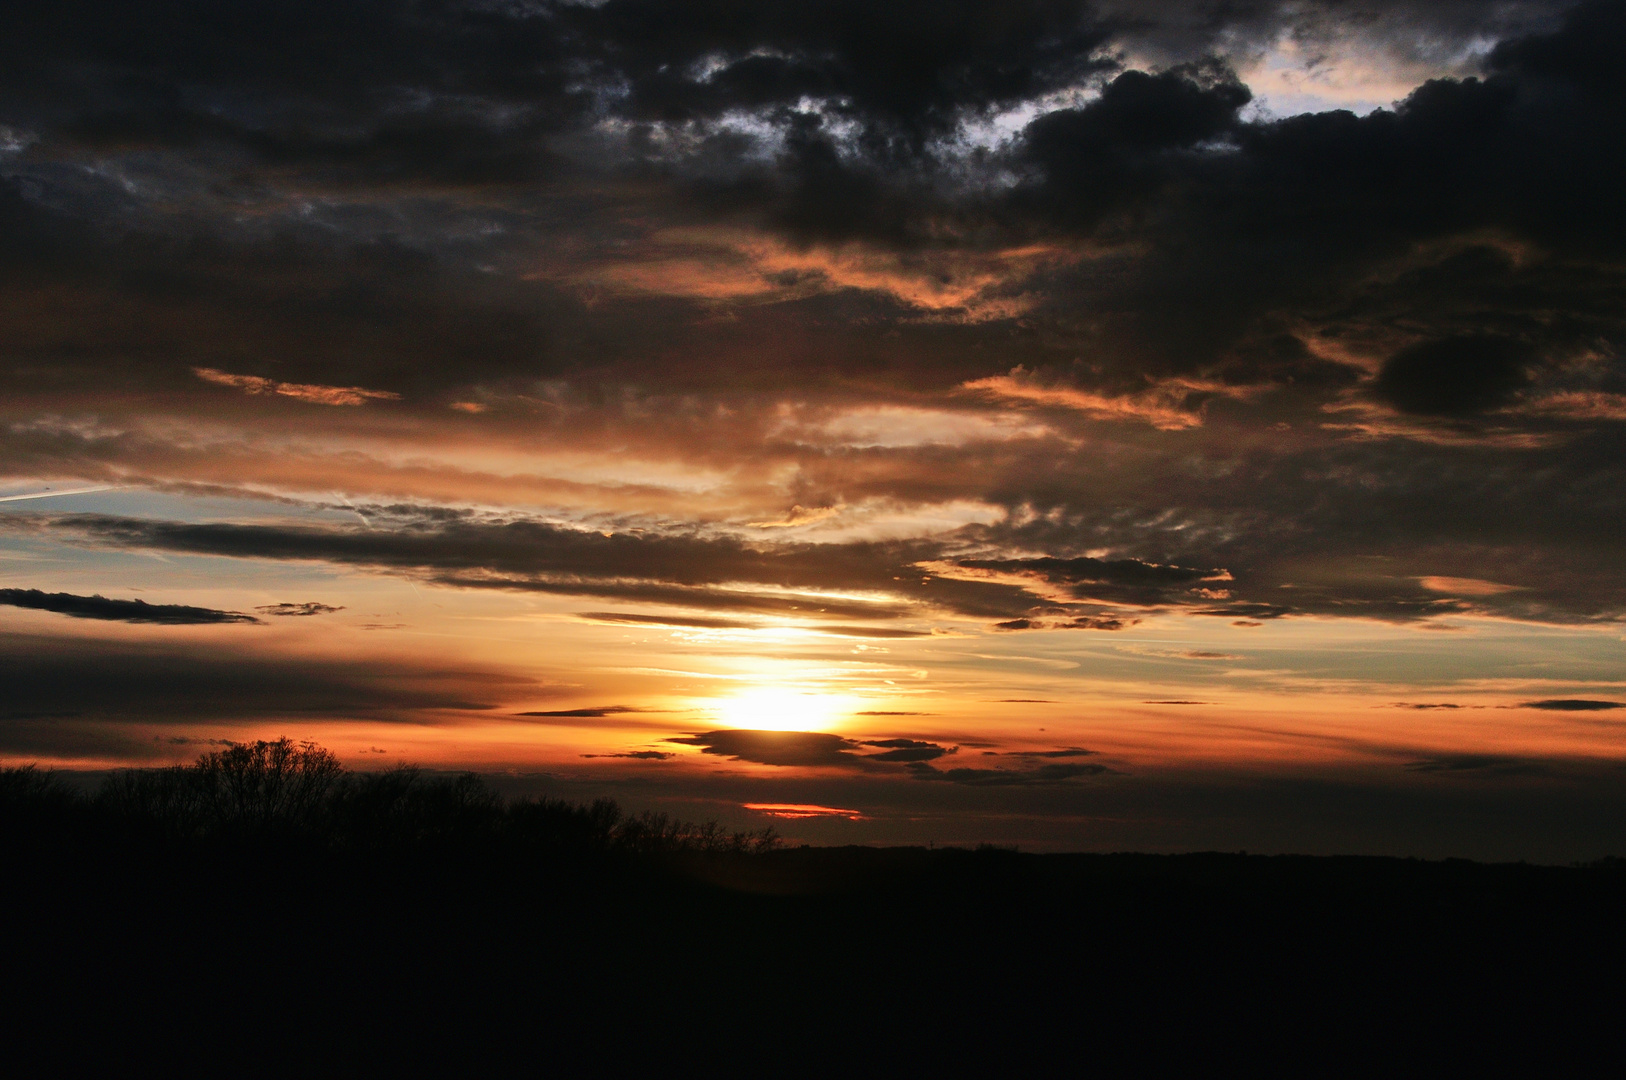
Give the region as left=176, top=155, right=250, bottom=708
left=1, top=738, right=777, bottom=855
left=4, top=741, right=1625, bottom=1072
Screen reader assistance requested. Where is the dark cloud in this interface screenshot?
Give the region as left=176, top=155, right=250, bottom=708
left=5, top=0, right=1626, bottom=862
left=668, top=729, right=955, bottom=769
left=17, top=512, right=1044, bottom=622
left=993, top=615, right=1133, bottom=631
left=1373, top=336, right=1535, bottom=417
left=592, top=0, right=1114, bottom=138
left=517, top=706, right=646, bottom=719
left=256, top=602, right=343, bottom=617
left=27, top=444, right=1620, bottom=630
left=1389, top=703, right=1477, bottom=710
left=581, top=750, right=672, bottom=760
left=908, top=760, right=1115, bottom=786
left=857, top=738, right=956, bottom=764
left=1190, top=604, right=1293, bottom=620
left=958, top=554, right=1224, bottom=606
left=0, top=0, right=1615, bottom=404
left=0, top=631, right=524, bottom=738
left=1015, top=62, right=1252, bottom=232
left=0, top=587, right=259, bottom=625
left=579, top=611, right=757, bottom=630
left=816, top=626, right=937, bottom=639
left=0, top=1, right=1623, bottom=644
left=669, top=729, right=866, bottom=768
left=1061, top=617, right=1134, bottom=631
left=1521, top=699, right=1626, bottom=711
left=1406, top=754, right=1546, bottom=775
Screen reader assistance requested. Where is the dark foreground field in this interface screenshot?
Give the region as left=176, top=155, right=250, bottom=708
left=5, top=743, right=1624, bottom=1072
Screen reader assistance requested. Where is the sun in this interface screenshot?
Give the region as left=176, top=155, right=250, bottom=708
left=713, top=687, right=854, bottom=732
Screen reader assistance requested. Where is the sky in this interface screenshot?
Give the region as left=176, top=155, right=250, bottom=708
left=4, top=0, right=1626, bottom=859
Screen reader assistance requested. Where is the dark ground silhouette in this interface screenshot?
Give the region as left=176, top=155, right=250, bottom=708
left=4, top=741, right=1624, bottom=1072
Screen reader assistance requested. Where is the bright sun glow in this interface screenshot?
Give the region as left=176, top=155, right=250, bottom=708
left=713, top=687, right=854, bottom=731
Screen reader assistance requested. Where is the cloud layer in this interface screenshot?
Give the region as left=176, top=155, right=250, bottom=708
left=3, top=1, right=1625, bottom=855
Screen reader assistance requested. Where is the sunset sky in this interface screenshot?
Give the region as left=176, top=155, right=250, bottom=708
left=4, top=0, right=1626, bottom=858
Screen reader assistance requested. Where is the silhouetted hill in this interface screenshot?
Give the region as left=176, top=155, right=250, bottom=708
left=4, top=744, right=1624, bottom=1072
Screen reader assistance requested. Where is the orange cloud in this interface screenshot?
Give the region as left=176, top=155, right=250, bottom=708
left=959, top=369, right=1258, bottom=430
left=556, top=228, right=1069, bottom=321
left=1417, top=577, right=1524, bottom=597
left=194, top=367, right=401, bottom=407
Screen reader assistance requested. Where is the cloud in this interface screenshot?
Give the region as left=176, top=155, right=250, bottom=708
left=1191, top=604, right=1294, bottom=620
left=667, top=729, right=955, bottom=769
left=1406, top=754, right=1546, bottom=775
left=581, top=609, right=935, bottom=638
left=581, top=750, right=672, bottom=760
left=668, top=729, right=866, bottom=768
left=908, top=760, right=1115, bottom=786
left=1372, top=337, right=1535, bottom=417
left=0, top=632, right=526, bottom=737
left=578, top=611, right=757, bottom=631
left=517, top=706, right=647, bottom=718
left=2, top=0, right=1626, bottom=803
left=952, top=554, right=1226, bottom=606
left=0, top=587, right=259, bottom=625
left=959, top=371, right=1255, bottom=430
left=256, top=602, right=344, bottom=617
left=193, top=368, right=401, bottom=407
left=1520, top=699, right=1626, bottom=711
left=20, top=512, right=1041, bottom=623
left=856, top=738, right=956, bottom=763
left=1390, top=702, right=1469, bottom=710
left=742, top=802, right=865, bottom=821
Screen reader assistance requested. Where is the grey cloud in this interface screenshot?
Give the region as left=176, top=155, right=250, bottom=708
left=579, top=611, right=933, bottom=637
left=1521, top=699, right=1626, bottom=711
left=908, top=760, right=1115, bottom=786
left=668, top=729, right=867, bottom=768
left=20, top=512, right=1039, bottom=623
left=1374, top=336, right=1535, bottom=417
left=667, top=729, right=956, bottom=769
left=956, top=555, right=1224, bottom=607
left=1406, top=754, right=1547, bottom=775
left=0, top=587, right=259, bottom=625
left=0, top=631, right=525, bottom=732
left=256, top=602, right=343, bottom=617
left=857, top=738, right=957, bottom=764
left=1389, top=703, right=1477, bottom=710
left=578, top=611, right=757, bottom=630
left=1, top=1, right=1624, bottom=642
left=1190, top=604, right=1294, bottom=620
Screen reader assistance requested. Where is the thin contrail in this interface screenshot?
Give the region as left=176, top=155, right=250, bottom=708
left=0, top=485, right=114, bottom=503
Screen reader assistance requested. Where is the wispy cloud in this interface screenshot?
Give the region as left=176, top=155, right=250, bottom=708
left=194, top=368, right=400, bottom=407
left=0, top=587, right=259, bottom=625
